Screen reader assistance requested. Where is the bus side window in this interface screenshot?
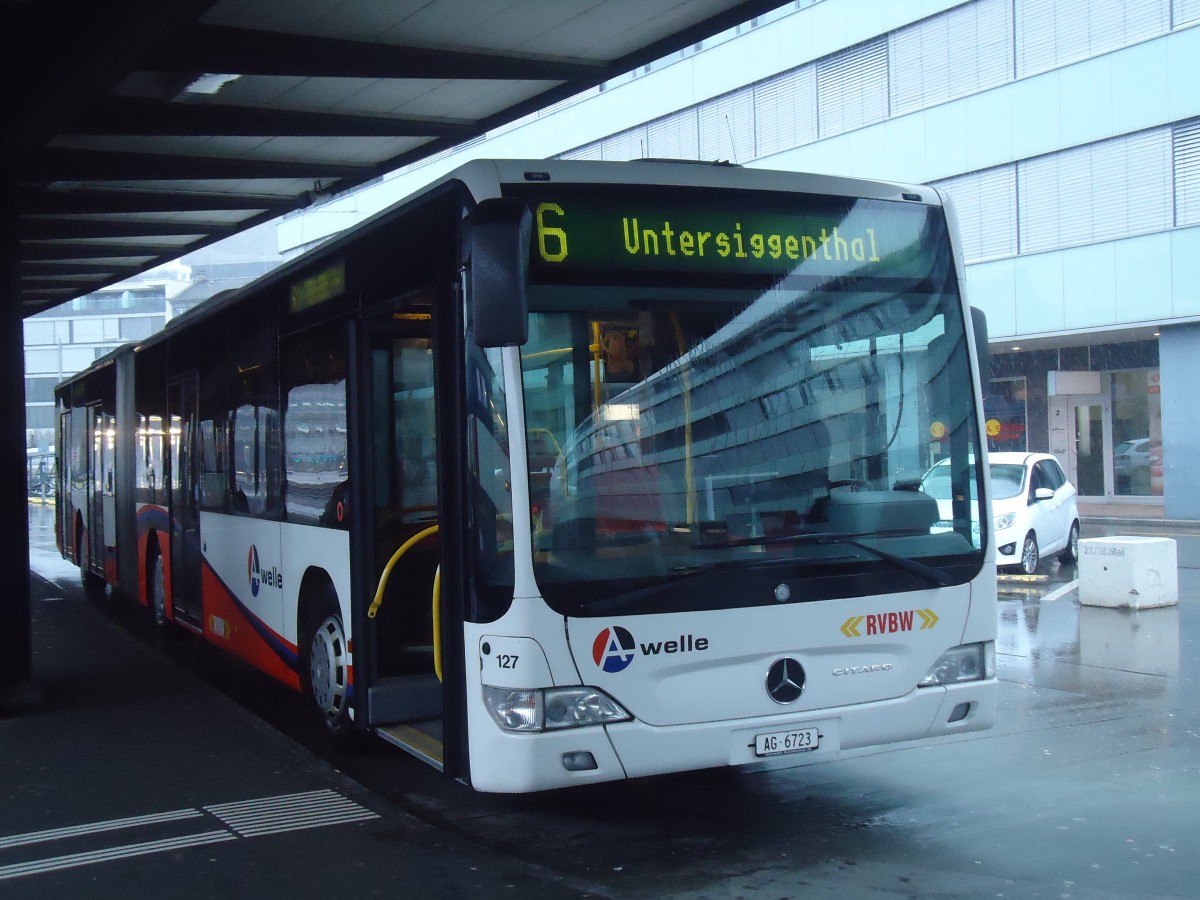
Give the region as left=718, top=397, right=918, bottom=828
left=282, top=333, right=348, bottom=529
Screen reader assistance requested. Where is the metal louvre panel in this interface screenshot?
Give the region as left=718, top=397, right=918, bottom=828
left=1177, top=0, right=1200, bottom=27
left=1176, top=119, right=1200, bottom=227
left=933, top=165, right=1018, bottom=263
left=1017, top=145, right=1089, bottom=254
left=698, top=87, right=756, bottom=164
left=601, top=126, right=649, bottom=161
left=816, top=37, right=888, bottom=138
left=559, top=144, right=604, bottom=162
left=1018, top=128, right=1172, bottom=254
left=1084, top=129, right=1172, bottom=244
left=889, top=0, right=1014, bottom=117
left=1017, top=0, right=1171, bottom=78
left=753, top=65, right=817, bottom=158
left=647, top=108, right=700, bottom=160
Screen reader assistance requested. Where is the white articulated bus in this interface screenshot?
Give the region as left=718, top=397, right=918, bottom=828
left=57, top=159, right=996, bottom=792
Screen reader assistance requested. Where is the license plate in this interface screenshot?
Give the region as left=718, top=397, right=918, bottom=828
left=754, top=727, right=820, bottom=757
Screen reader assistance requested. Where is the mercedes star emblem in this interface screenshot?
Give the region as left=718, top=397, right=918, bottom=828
left=766, top=657, right=805, bottom=704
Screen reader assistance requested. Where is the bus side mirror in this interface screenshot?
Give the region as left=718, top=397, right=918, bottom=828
left=469, top=198, right=532, bottom=348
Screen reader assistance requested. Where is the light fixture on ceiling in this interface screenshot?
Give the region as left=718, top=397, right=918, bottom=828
left=182, top=73, right=242, bottom=96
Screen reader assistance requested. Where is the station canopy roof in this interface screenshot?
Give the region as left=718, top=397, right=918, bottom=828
left=7, top=0, right=784, bottom=316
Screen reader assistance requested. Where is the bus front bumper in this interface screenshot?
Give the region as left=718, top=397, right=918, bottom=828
left=467, top=679, right=996, bottom=792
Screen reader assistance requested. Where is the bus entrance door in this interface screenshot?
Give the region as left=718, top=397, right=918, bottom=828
left=167, top=375, right=203, bottom=631
left=360, top=320, right=445, bottom=761
left=84, top=404, right=103, bottom=578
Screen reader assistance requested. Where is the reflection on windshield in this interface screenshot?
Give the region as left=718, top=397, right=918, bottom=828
left=505, top=275, right=983, bottom=616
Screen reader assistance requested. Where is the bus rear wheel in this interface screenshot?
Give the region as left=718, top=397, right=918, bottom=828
left=77, top=520, right=105, bottom=595
left=146, top=542, right=184, bottom=637
left=301, top=593, right=353, bottom=745
left=151, top=547, right=168, bottom=626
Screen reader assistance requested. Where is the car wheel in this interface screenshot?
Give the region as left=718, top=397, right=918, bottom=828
left=1059, top=521, right=1080, bottom=564
left=1020, top=532, right=1040, bottom=575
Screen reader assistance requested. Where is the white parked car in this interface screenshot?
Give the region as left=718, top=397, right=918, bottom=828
left=920, top=451, right=1080, bottom=575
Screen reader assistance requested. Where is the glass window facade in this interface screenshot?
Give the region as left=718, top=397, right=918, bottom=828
left=1111, top=369, right=1162, bottom=497
left=985, top=377, right=1029, bottom=452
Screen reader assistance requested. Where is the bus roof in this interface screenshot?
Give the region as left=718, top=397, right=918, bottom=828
left=58, top=158, right=948, bottom=389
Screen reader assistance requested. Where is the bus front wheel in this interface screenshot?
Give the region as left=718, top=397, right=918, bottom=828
left=301, top=592, right=353, bottom=745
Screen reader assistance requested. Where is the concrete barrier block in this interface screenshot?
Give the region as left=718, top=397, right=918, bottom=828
left=1078, top=536, right=1178, bottom=609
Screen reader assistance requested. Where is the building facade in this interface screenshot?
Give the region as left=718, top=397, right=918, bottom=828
left=24, top=225, right=289, bottom=493
left=24, top=273, right=177, bottom=492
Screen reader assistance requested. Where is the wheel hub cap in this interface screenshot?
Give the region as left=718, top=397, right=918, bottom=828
left=310, top=616, right=348, bottom=718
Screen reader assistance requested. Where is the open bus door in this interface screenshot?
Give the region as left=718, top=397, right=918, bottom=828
left=57, top=410, right=70, bottom=558
left=167, top=374, right=203, bottom=631
left=73, top=402, right=108, bottom=589
left=61, top=406, right=91, bottom=575
left=87, top=407, right=103, bottom=577
left=352, top=301, right=450, bottom=768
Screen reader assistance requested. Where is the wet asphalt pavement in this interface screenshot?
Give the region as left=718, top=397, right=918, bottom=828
left=10, top=504, right=1200, bottom=899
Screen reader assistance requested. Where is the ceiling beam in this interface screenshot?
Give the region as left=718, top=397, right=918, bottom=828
left=25, top=148, right=374, bottom=182
left=19, top=274, right=126, bottom=289
left=149, top=24, right=613, bottom=82
left=22, top=257, right=150, bottom=272
left=15, top=186, right=289, bottom=215
left=20, top=242, right=183, bottom=260
left=71, top=98, right=478, bottom=139
left=19, top=218, right=236, bottom=240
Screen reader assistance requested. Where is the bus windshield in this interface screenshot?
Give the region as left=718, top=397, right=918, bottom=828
left=491, top=185, right=986, bottom=617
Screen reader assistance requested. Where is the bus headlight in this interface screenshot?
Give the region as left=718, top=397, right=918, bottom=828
left=918, top=642, right=995, bottom=687
left=484, top=686, right=632, bottom=732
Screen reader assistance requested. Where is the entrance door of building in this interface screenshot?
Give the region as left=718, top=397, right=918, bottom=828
left=1051, top=394, right=1112, bottom=498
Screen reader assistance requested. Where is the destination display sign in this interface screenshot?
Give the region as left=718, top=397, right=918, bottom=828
left=503, top=184, right=945, bottom=284
left=289, top=260, right=346, bottom=314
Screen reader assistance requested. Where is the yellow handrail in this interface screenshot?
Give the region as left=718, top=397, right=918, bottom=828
left=591, top=321, right=603, bottom=412
left=367, top=524, right=439, bottom=620
left=432, top=565, right=442, bottom=682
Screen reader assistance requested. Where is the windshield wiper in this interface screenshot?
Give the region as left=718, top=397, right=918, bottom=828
left=694, top=530, right=954, bottom=588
